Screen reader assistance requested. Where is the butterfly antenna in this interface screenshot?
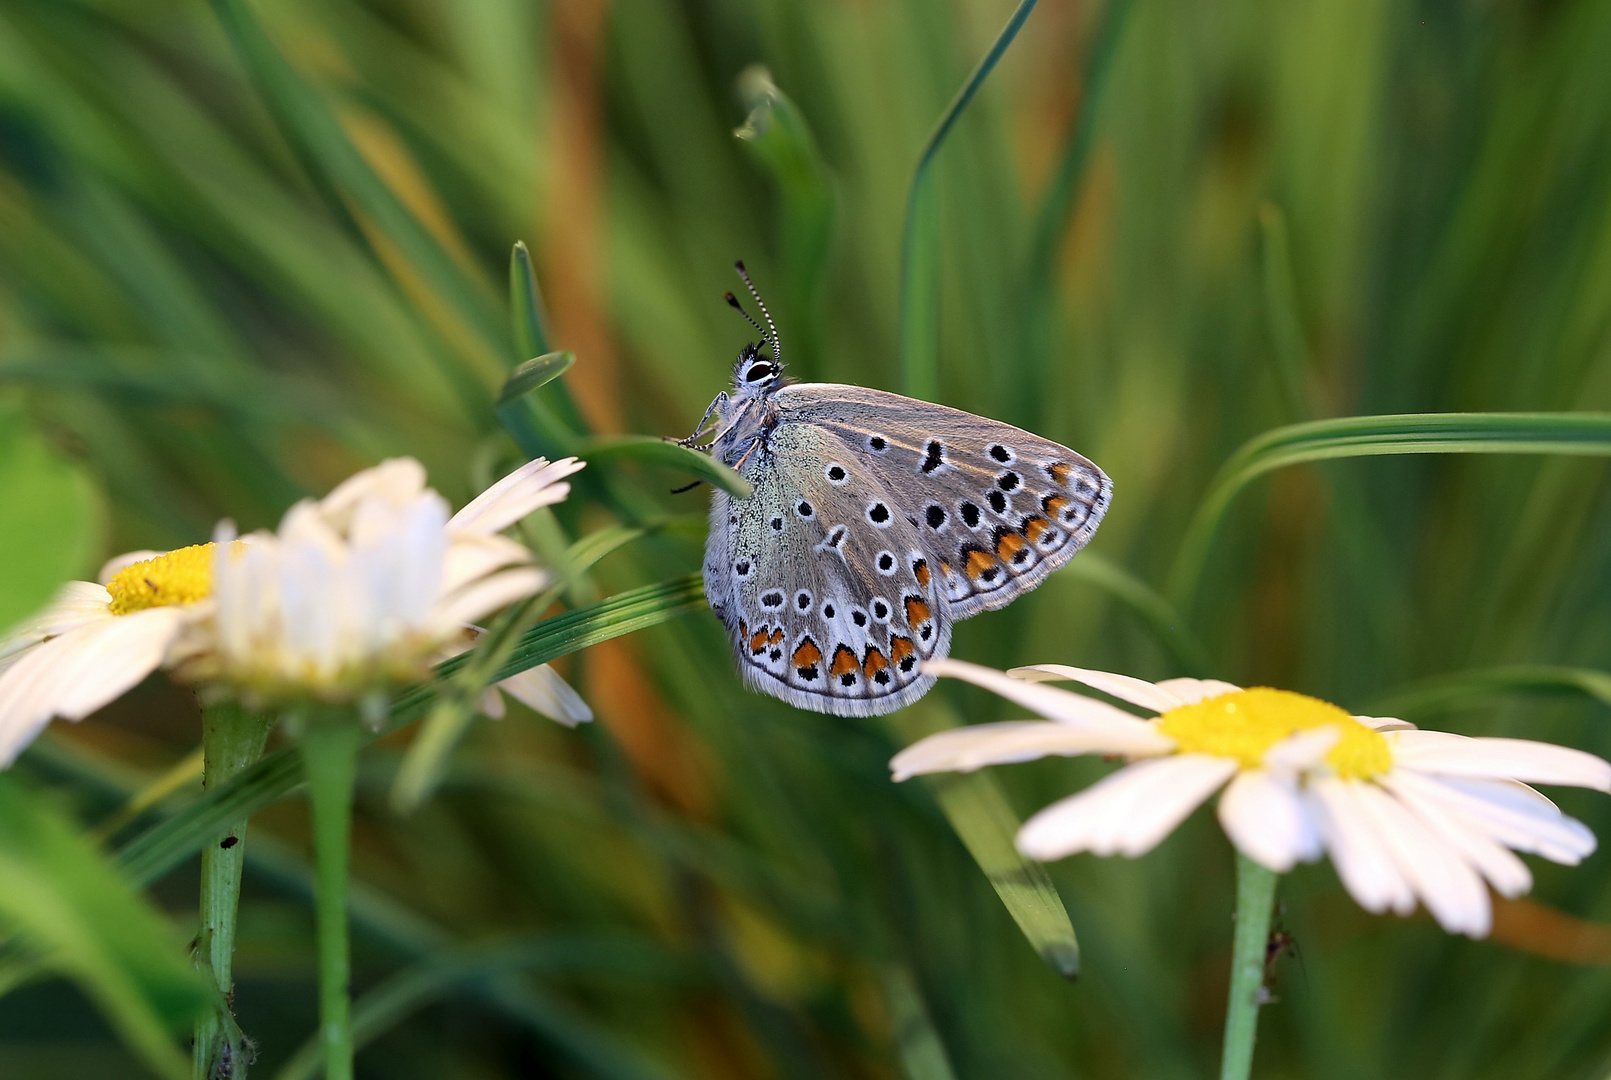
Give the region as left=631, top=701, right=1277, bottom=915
left=724, top=292, right=768, bottom=339
left=734, top=260, right=782, bottom=367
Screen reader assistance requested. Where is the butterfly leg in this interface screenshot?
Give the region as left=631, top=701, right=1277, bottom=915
left=675, top=392, right=730, bottom=448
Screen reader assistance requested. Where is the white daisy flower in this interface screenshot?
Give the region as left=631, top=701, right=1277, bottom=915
left=893, top=659, right=1611, bottom=938
left=0, top=456, right=590, bottom=762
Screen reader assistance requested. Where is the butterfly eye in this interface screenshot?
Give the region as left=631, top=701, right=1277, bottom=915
left=744, top=362, right=775, bottom=383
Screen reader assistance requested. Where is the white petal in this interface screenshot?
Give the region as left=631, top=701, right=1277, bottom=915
left=1307, top=778, right=1416, bottom=916
left=1354, top=714, right=1417, bottom=732
left=1217, top=770, right=1320, bottom=872
left=1378, top=771, right=1532, bottom=898
left=479, top=687, right=507, bottom=720
left=495, top=664, right=593, bottom=726
left=1388, top=731, right=1611, bottom=791
left=0, top=608, right=185, bottom=766
left=890, top=720, right=1173, bottom=782
left=924, top=659, right=1178, bottom=737
left=1262, top=726, right=1342, bottom=772
left=440, top=534, right=533, bottom=596
left=317, top=458, right=428, bottom=527
left=0, top=581, right=114, bottom=667
left=449, top=457, right=586, bottom=536
left=97, top=550, right=163, bottom=584
left=1348, top=779, right=1492, bottom=937
left=1006, top=664, right=1184, bottom=714
left=429, top=568, right=545, bottom=633
left=1017, top=754, right=1238, bottom=860
left=1389, top=771, right=1597, bottom=865
left=1154, top=677, right=1242, bottom=704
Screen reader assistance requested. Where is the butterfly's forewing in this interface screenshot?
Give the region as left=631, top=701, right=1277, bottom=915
left=774, top=385, right=1111, bottom=619
left=704, top=420, right=951, bottom=717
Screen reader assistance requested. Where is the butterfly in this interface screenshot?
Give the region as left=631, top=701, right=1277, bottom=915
left=687, top=263, right=1112, bottom=717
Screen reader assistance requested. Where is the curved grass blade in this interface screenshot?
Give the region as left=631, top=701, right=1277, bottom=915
left=1011, top=0, right=1132, bottom=424
left=1258, top=204, right=1312, bottom=421
left=734, top=66, right=834, bottom=377
left=886, top=698, right=1081, bottom=979
left=1365, top=664, right=1611, bottom=720
left=899, top=0, right=1040, bottom=400
left=1065, top=553, right=1210, bottom=676
left=1167, top=412, right=1611, bottom=607
left=579, top=435, right=753, bottom=498
left=879, top=963, right=958, bottom=1080
left=271, top=934, right=685, bottom=1080
left=508, top=244, right=590, bottom=444
left=113, top=577, right=707, bottom=888
left=496, top=350, right=580, bottom=459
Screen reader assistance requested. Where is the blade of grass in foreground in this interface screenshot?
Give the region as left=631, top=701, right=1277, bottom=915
left=886, top=698, right=1081, bottom=979
left=1365, top=664, right=1611, bottom=720
left=1167, top=412, right=1611, bottom=607
left=112, top=576, right=709, bottom=888
left=899, top=0, right=1040, bottom=401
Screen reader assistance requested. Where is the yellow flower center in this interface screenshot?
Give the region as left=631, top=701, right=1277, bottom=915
left=1156, top=687, right=1390, bottom=779
left=106, top=543, right=217, bottom=614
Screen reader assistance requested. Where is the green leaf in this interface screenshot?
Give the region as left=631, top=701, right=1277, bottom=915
left=508, top=240, right=553, bottom=360
left=899, top=0, right=1041, bottom=400
left=886, top=698, right=1081, bottom=980
left=1366, top=664, right=1611, bottom=719
left=0, top=776, right=210, bottom=1080
left=0, top=402, right=105, bottom=630
left=578, top=435, right=754, bottom=498
left=1168, top=412, right=1611, bottom=607
left=495, top=351, right=580, bottom=459
left=734, top=67, right=834, bottom=371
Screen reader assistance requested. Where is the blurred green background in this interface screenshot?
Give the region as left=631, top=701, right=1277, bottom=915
left=3, top=0, right=1611, bottom=1076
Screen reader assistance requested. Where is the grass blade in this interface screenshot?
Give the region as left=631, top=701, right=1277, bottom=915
left=579, top=435, right=754, bottom=498
left=1366, top=664, right=1611, bottom=719
left=887, top=699, right=1081, bottom=979
left=879, top=963, right=959, bottom=1080
left=899, top=0, right=1040, bottom=400
left=111, top=576, right=710, bottom=887
left=496, top=350, right=581, bottom=459
left=1168, top=412, right=1611, bottom=606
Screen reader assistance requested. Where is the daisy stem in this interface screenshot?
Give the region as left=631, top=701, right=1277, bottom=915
left=1220, top=853, right=1279, bottom=1080
left=193, top=701, right=271, bottom=1080
left=300, top=712, right=363, bottom=1080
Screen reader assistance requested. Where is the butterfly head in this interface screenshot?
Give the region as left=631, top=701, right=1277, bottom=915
left=725, top=261, right=785, bottom=399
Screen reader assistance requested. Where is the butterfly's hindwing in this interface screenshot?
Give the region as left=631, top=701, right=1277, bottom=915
left=706, top=421, right=950, bottom=717
left=773, top=384, right=1112, bottom=619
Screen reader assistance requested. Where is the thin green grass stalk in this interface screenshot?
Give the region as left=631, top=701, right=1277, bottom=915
left=298, top=713, right=364, bottom=1080
left=192, top=702, right=271, bottom=1080
left=899, top=0, right=1039, bottom=400
left=1220, top=854, right=1279, bottom=1080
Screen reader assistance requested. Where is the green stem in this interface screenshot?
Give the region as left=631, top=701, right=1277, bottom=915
left=299, top=713, right=363, bottom=1080
left=193, top=702, right=272, bottom=1080
left=1220, top=853, right=1279, bottom=1080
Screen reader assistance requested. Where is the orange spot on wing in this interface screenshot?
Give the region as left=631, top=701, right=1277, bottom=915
left=749, top=627, right=768, bottom=654
left=1044, top=494, right=1071, bottom=519
left=996, top=532, right=1027, bottom=562
left=913, top=560, right=930, bottom=588
left=1049, top=462, right=1074, bottom=486
left=862, top=647, right=889, bottom=678
left=791, top=639, right=822, bottom=669
left=904, top=597, right=932, bottom=626
left=830, top=645, right=859, bottom=678
left=964, top=549, right=996, bottom=580
left=890, top=636, right=916, bottom=665
left=768, top=628, right=784, bottom=646
left=1022, top=516, right=1050, bottom=543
